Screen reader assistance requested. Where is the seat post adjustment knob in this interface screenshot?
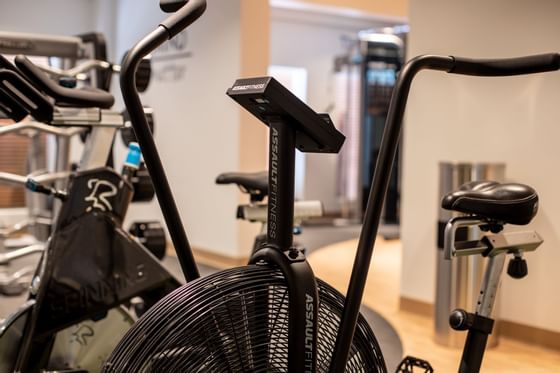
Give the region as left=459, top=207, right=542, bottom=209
left=507, top=255, right=528, bottom=279
left=449, top=308, right=473, bottom=331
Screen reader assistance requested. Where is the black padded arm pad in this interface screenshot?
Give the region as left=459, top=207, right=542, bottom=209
left=0, top=54, right=19, bottom=73
left=0, top=54, right=46, bottom=121
left=14, top=55, right=114, bottom=109
left=0, top=87, right=28, bottom=122
left=0, top=69, right=53, bottom=122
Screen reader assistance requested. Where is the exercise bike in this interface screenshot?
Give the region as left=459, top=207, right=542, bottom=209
left=397, top=180, right=542, bottom=372
left=100, top=1, right=556, bottom=372
left=216, top=170, right=324, bottom=255
left=0, top=53, right=180, bottom=372
left=37, top=53, right=169, bottom=260
left=0, top=53, right=162, bottom=296
left=104, top=1, right=385, bottom=371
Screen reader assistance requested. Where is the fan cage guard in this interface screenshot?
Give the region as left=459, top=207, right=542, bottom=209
left=103, top=265, right=387, bottom=372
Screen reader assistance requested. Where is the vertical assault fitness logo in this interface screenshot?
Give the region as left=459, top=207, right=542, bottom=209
left=152, top=30, right=193, bottom=81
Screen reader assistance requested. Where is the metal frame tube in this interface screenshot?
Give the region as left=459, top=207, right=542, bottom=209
left=250, top=248, right=318, bottom=373
left=253, top=117, right=318, bottom=371
left=476, top=253, right=506, bottom=318
left=121, top=27, right=200, bottom=281
left=330, top=56, right=455, bottom=371
left=459, top=328, right=490, bottom=373
left=266, top=119, right=295, bottom=250
left=119, top=0, right=207, bottom=281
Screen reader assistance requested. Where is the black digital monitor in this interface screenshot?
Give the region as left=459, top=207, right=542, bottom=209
left=227, top=76, right=345, bottom=154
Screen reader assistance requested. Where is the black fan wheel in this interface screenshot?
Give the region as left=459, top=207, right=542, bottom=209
left=103, top=265, right=387, bottom=372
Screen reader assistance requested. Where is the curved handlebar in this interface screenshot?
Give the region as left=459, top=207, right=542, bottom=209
left=451, top=53, right=560, bottom=76
left=160, top=0, right=187, bottom=13
left=160, top=0, right=207, bottom=38
left=330, top=52, right=560, bottom=371
left=36, top=59, right=113, bottom=80
left=398, top=53, right=560, bottom=77
left=120, top=0, right=206, bottom=281
left=15, top=55, right=115, bottom=109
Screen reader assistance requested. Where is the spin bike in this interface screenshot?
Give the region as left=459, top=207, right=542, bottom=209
left=29, top=52, right=168, bottom=260
left=0, top=53, right=180, bottom=372
left=0, top=54, right=86, bottom=296
left=0, top=53, right=162, bottom=295
left=0, top=123, right=83, bottom=295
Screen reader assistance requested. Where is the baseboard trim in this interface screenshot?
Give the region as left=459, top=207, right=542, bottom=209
left=399, top=296, right=560, bottom=351
left=166, top=241, right=248, bottom=269
left=399, top=296, right=433, bottom=318
left=499, top=319, right=560, bottom=351
left=191, top=246, right=247, bottom=269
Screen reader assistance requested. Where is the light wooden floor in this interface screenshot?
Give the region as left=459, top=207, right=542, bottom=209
left=307, top=237, right=560, bottom=372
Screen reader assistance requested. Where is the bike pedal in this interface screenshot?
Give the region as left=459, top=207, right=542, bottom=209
left=396, top=355, right=434, bottom=373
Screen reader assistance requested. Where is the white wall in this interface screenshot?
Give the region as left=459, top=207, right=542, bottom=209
left=0, top=0, right=119, bottom=171
left=402, top=0, right=560, bottom=332
left=270, top=6, right=399, bottom=212
left=0, top=0, right=98, bottom=35
left=0, top=0, right=245, bottom=258
left=114, top=0, right=242, bottom=257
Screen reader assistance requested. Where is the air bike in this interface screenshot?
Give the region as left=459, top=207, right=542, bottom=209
left=103, top=1, right=553, bottom=372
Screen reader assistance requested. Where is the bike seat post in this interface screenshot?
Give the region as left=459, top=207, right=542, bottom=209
left=456, top=249, right=505, bottom=373
left=446, top=219, right=543, bottom=373
left=444, top=220, right=499, bottom=373
left=476, top=251, right=506, bottom=318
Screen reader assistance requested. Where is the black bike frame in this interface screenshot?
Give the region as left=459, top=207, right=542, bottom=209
left=248, top=117, right=319, bottom=372
left=329, top=53, right=560, bottom=371
left=119, top=0, right=207, bottom=281
left=266, top=118, right=295, bottom=249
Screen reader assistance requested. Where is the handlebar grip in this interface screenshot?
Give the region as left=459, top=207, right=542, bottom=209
left=159, top=0, right=206, bottom=39
left=160, top=0, right=187, bottom=13
left=450, top=53, right=560, bottom=76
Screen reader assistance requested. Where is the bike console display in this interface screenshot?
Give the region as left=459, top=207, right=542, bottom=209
left=227, top=76, right=345, bottom=153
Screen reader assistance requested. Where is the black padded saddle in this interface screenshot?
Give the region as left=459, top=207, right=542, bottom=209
left=14, top=55, right=114, bottom=109
left=442, top=181, right=538, bottom=225
left=216, top=171, right=268, bottom=197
